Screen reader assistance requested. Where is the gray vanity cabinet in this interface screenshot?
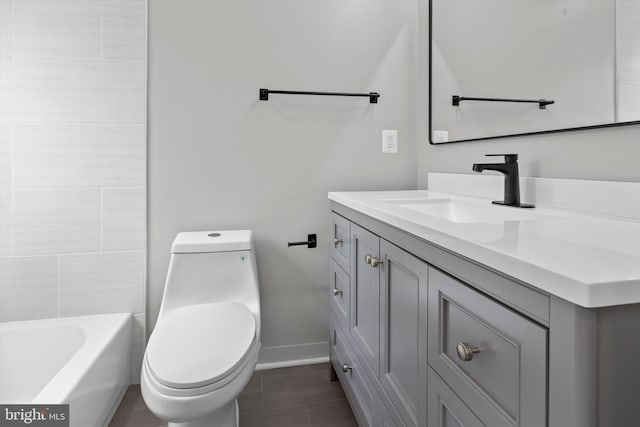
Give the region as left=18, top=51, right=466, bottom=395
left=331, top=213, right=428, bottom=427
left=350, top=223, right=381, bottom=378
left=331, top=202, right=640, bottom=427
left=331, top=210, right=546, bottom=427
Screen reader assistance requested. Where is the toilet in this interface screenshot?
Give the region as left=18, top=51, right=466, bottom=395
left=141, top=230, right=261, bottom=427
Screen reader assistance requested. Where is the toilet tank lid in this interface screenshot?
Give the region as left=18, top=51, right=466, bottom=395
left=172, top=230, right=253, bottom=253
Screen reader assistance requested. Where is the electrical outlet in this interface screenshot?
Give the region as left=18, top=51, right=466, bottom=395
left=382, top=130, right=398, bottom=153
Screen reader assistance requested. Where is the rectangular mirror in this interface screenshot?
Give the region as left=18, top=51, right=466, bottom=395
left=430, top=0, right=640, bottom=144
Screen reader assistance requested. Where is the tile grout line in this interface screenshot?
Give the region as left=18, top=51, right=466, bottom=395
left=99, top=187, right=103, bottom=252
left=57, top=254, right=61, bottom=318
left=10, top=124, right=14, bottom=257
left=0, top=249, right=144, bottom=260
left=99, top=0, right=104, bottom=61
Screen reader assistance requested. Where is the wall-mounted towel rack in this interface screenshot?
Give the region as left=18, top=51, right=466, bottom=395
left=452, top=95, right=554, bottom=110
left=260, top=88, right=380, bottom=104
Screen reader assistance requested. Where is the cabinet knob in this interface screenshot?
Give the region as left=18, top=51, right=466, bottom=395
left=364, top=254, right=384, bottom=268
left=334, top=238, right=343, bottom=247
left=333, top=288, right=343, bottom=297
left=456, top=342, right=480, bottom=362
left=341, top=363, right=353, bottom=374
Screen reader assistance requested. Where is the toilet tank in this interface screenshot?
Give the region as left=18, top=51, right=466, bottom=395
left=157, top=231, right=261, bottom=336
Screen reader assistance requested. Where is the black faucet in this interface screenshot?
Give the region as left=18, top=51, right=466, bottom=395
left=472, top=154, right=534, bottom=208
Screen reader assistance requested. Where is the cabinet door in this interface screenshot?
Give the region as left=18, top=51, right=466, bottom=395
left=428, top=367, right=485, bottom=427
left=350, top=223, right=380, bottom=377
left=379, top=239, right=427, bottom=427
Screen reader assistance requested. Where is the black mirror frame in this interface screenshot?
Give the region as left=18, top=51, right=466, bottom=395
left=428, top=0, right=640, bottom=145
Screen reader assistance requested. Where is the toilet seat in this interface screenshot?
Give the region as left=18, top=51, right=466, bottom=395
left=146, top=302, right=257, bottom=390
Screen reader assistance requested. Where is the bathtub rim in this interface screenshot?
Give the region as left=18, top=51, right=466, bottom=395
left=0, top=313, right=133, bottom=405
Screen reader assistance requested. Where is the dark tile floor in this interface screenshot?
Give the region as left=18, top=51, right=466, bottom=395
left=109, top=363, right=357, bottom=427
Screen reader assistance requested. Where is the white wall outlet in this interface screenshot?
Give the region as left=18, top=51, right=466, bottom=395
left=432, top=130, right=449, bottom=143
left=382, top=130, right=398, bottom=153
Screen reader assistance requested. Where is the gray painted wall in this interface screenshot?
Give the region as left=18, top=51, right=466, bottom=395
left=149, top=0, right=639, bottom=365
left=148, top=0, right=418, bottom=360
left=417, top=0, right=640, bottom=188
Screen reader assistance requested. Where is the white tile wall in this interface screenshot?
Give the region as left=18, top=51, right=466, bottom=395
left=11, top=56, right=145, bottom=123
left=12, top=189, right=100, bottom=255
left=0, top=125, right=11, bottom=188
left=0, top=1, right=12, bottom=54
left=13, top=123, right=145, bottom=189
left=0, top=0, right=147, bottom=383
left=618, top=85, right=640, bottom=122
left=12, top=0, right=102, bottom=58
left=0, top=256, right=59, bottom=322
left=617, top=0, right=640, bottom=120
left=101, top=188, right=145, bottom=251
left=618, top=0, right=640, bottom=40
left=59, top=251, right=144, bottom=316
left=0, top=187, right=11, bottom=256
left=0, top=51, right=12, bottom=126
left=102, top=0, right=147, bottom=61
left=618, top=38, right=640, bottom=87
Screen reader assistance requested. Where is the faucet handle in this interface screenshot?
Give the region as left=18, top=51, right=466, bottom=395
left=485, top=153, right=518, bottom=162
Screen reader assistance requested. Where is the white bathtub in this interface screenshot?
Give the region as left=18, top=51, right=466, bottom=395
left=0, top=313, right=132, bottom=427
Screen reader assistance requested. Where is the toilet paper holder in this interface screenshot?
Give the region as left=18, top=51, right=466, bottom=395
left=287, top=234, right=317, bottom=249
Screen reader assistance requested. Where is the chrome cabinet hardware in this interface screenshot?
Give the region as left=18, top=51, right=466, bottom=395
left=364, top=254, right=384, bottom=267
left=342, top=363, right=353, bottom=373
left=333, top=288, right=343, bottom=297
left=456, top=342, right=480, bottom=362
left=334, top=238, right=343, bottom=247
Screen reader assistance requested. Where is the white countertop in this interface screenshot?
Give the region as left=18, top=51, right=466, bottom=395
left=329, top=189, right=640, bottom=308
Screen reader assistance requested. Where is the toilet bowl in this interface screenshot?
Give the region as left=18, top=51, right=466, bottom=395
left=141, top=231, right=261, bottom=427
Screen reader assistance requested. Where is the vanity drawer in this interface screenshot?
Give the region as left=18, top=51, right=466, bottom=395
left=329, top=259, right=349, bottom=332
left=428, top=267, right=547, bottom=427
left=331, top=213, right=351, bottom=273
left=330, top=322, right=376, bottom=427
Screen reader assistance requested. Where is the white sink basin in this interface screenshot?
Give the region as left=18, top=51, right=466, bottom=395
left=389, top=198, right=559, bottom=224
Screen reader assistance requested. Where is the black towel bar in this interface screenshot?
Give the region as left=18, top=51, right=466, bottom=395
left=260, top=88, right=380, bottom=104
left=452, top=95, right=554, bottom=110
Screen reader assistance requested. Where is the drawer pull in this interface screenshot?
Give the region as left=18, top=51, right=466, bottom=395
left=456, top=342, right=480, bottom=362
left=334, top=238, right=343, bottom=247
left=364, top=254, right=384, bottom=267
left=333, top=288, right=343, bottom=297
left=341, top=363, right=353, bottom=374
